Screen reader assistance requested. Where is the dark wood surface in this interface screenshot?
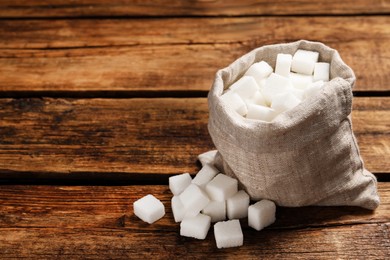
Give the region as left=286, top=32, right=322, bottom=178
left=0, top=1, right=389, bottom=258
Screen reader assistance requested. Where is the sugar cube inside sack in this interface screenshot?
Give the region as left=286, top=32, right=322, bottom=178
left=245, top=91, right=267, bottom=107
left=206, top=174, right=238, bottom=201
left=275, top=53, right=292, bottom=77
left=263, top=73, right=292, bottom=103
left=244, top=61, right=273, bottom=86
left=202, top=200, right=226, bottom=223
left=230, top=76, right=259, bottom=100
left=133, top=194, right=165, bottom=224
left=248, top=199, right=276, bottom=231
left=271, top=92, right=302, bottom=114
left=289, top=72, right=313, bottom=89
left=192, top=164, right=219, bottom=188
left=291, top=49, right=319, bottom=75
left=305, top=80, right=325, bottom=99
left=227, top=190, right=250, bottom=219
left=214, top=219, right=244, bottom=249
left=169, top=173, right=192, bottom=196
left=198, top=150, right=218, bottom=166
left=171, top=195, right=186, bottom=222
left=220, top=91, right=247, bottom=116
left=180, top=213, right=211, bottom=240
left=313, top=62, right=330, bottom=82
left=179, top=184, right=210, bottom=217
left=246, top=104, right=276, bottom=122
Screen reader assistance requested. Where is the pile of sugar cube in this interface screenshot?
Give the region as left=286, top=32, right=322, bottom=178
left=133, top=150, right=276, bottom=249
left=221, top=49, right=330, bottom=122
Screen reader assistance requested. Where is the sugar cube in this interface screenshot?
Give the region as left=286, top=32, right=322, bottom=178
left=271, top=92, right=301, bottom=113
left=227, top=190, right=250, bottom=219
left=202, top=200, right=226, bottom=222
left=133, top=194, right=165, bottom=224
left=313, top=62, right=330, bottom=82
left=169, top=173, right=192, bottom=196
left=246, top=104, right=276, bottom=122
left=245, top=90, right=267, bottom=107
left=244, top=61, right=273, bottom=86
left=214, top=219, right=243, bottom=249
left=263, top=73, right=292, bottom=103
left=220, top=91, right=248, bottom=116
left=275, top=53, right=292, bottom=77
left=289, top=72, right=313, bottom=89
left=305, top=80, right=325, bottom=99
left=291, top=88, right=304, bottom=101
left=171, top=195, right=186, bottom=222
left=248, top=199, right=276, bottom=231
left=192, top=164, right=219, bottom=188
left=291, top=49, right=319, bottom=75
left=180, top=213, right=211, bottom=240
left=230, top=76, right=259, bottom=100
left=179, top=184, right=210, bottom=217
left=205, top=174, right=238, bottom=201
left=198, top=150, right=218, bottom=166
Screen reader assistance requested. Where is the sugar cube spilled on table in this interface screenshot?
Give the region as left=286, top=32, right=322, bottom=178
left=180, top=213, right=211, bottom=240
left=134, top=153, right=278, bottom=249
left=133, top=194, right=165, bottom=224
left=169, top=172, right=192, bottom=196
left=214, top=219, right=244, bottom=249
left=220, top=49, right=329, bottom=122
left=248, top=199, right=276, bottom=231
left=227, top=190, right=250, bottom=219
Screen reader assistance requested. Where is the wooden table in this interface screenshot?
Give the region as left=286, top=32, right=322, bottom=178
left=0, top=1, right=389, bottom=258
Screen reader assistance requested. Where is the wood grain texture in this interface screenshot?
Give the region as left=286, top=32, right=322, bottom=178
left=0, top=97, right=388, bottom=179
left=0, top=184, right=388, bottom=259
left=0, top=0, right=388, bottom=18
left=0, top=16, right=388, bottom=92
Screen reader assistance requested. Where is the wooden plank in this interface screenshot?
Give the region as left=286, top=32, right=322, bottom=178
left=0, top=0, right=388, bottom=18
left=0, top=16, right=388, bottom=92
left=0, top=97, right=388, bottom=179
left=0, top=184, right=388, bottom=258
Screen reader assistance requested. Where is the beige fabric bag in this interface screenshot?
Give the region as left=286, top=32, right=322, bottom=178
left=208, top=40, right=379, bottom=210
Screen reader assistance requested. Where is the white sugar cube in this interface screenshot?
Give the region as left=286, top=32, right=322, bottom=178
left=179, top=184, right=210, bottom=217
left=206, top=174, right=238, bottom=201
left=133, top=194, right=165, bottom=224
left=263, top=73, right=292, bottom=103
left=198, top=150, right=218, bottom=166
left=244, top=61, right=273, bottom=86
left=214, top=219, right=243, bottom=249
left=290, top=72, right=313, bottom=89
left=291, top=49, right=319, bottom=75
left=220, top=91, right=247, bottom=116
left=169, top=173, right=192, bottom=196
left=313, top=62, right=330, bottom=82
left=305, top=80, right=325, bottom=99
left=271, top=92, right=301, bottom=113
left=246, top=104, right=276, bottom=122
left=192, top=164, right=219, bottom=188
left=171, top=196, right=186, bottom=222
left=230, top=76, right=259, bottom=100
left=275, top=53, right=292, bottom=77
left=180, top=213, right=211, bottom=240
left=227, top=190, right=250, bottom=219
left=248, top=199, right=276, bottom=231
left=245, top=90, right=267, bottom=107
left=291, top=88, right=304, bottom=101
left=202, top=200, right=226, bottom=222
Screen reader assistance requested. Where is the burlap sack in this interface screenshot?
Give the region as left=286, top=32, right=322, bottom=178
left=208, top=40, right=380, bottom=210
